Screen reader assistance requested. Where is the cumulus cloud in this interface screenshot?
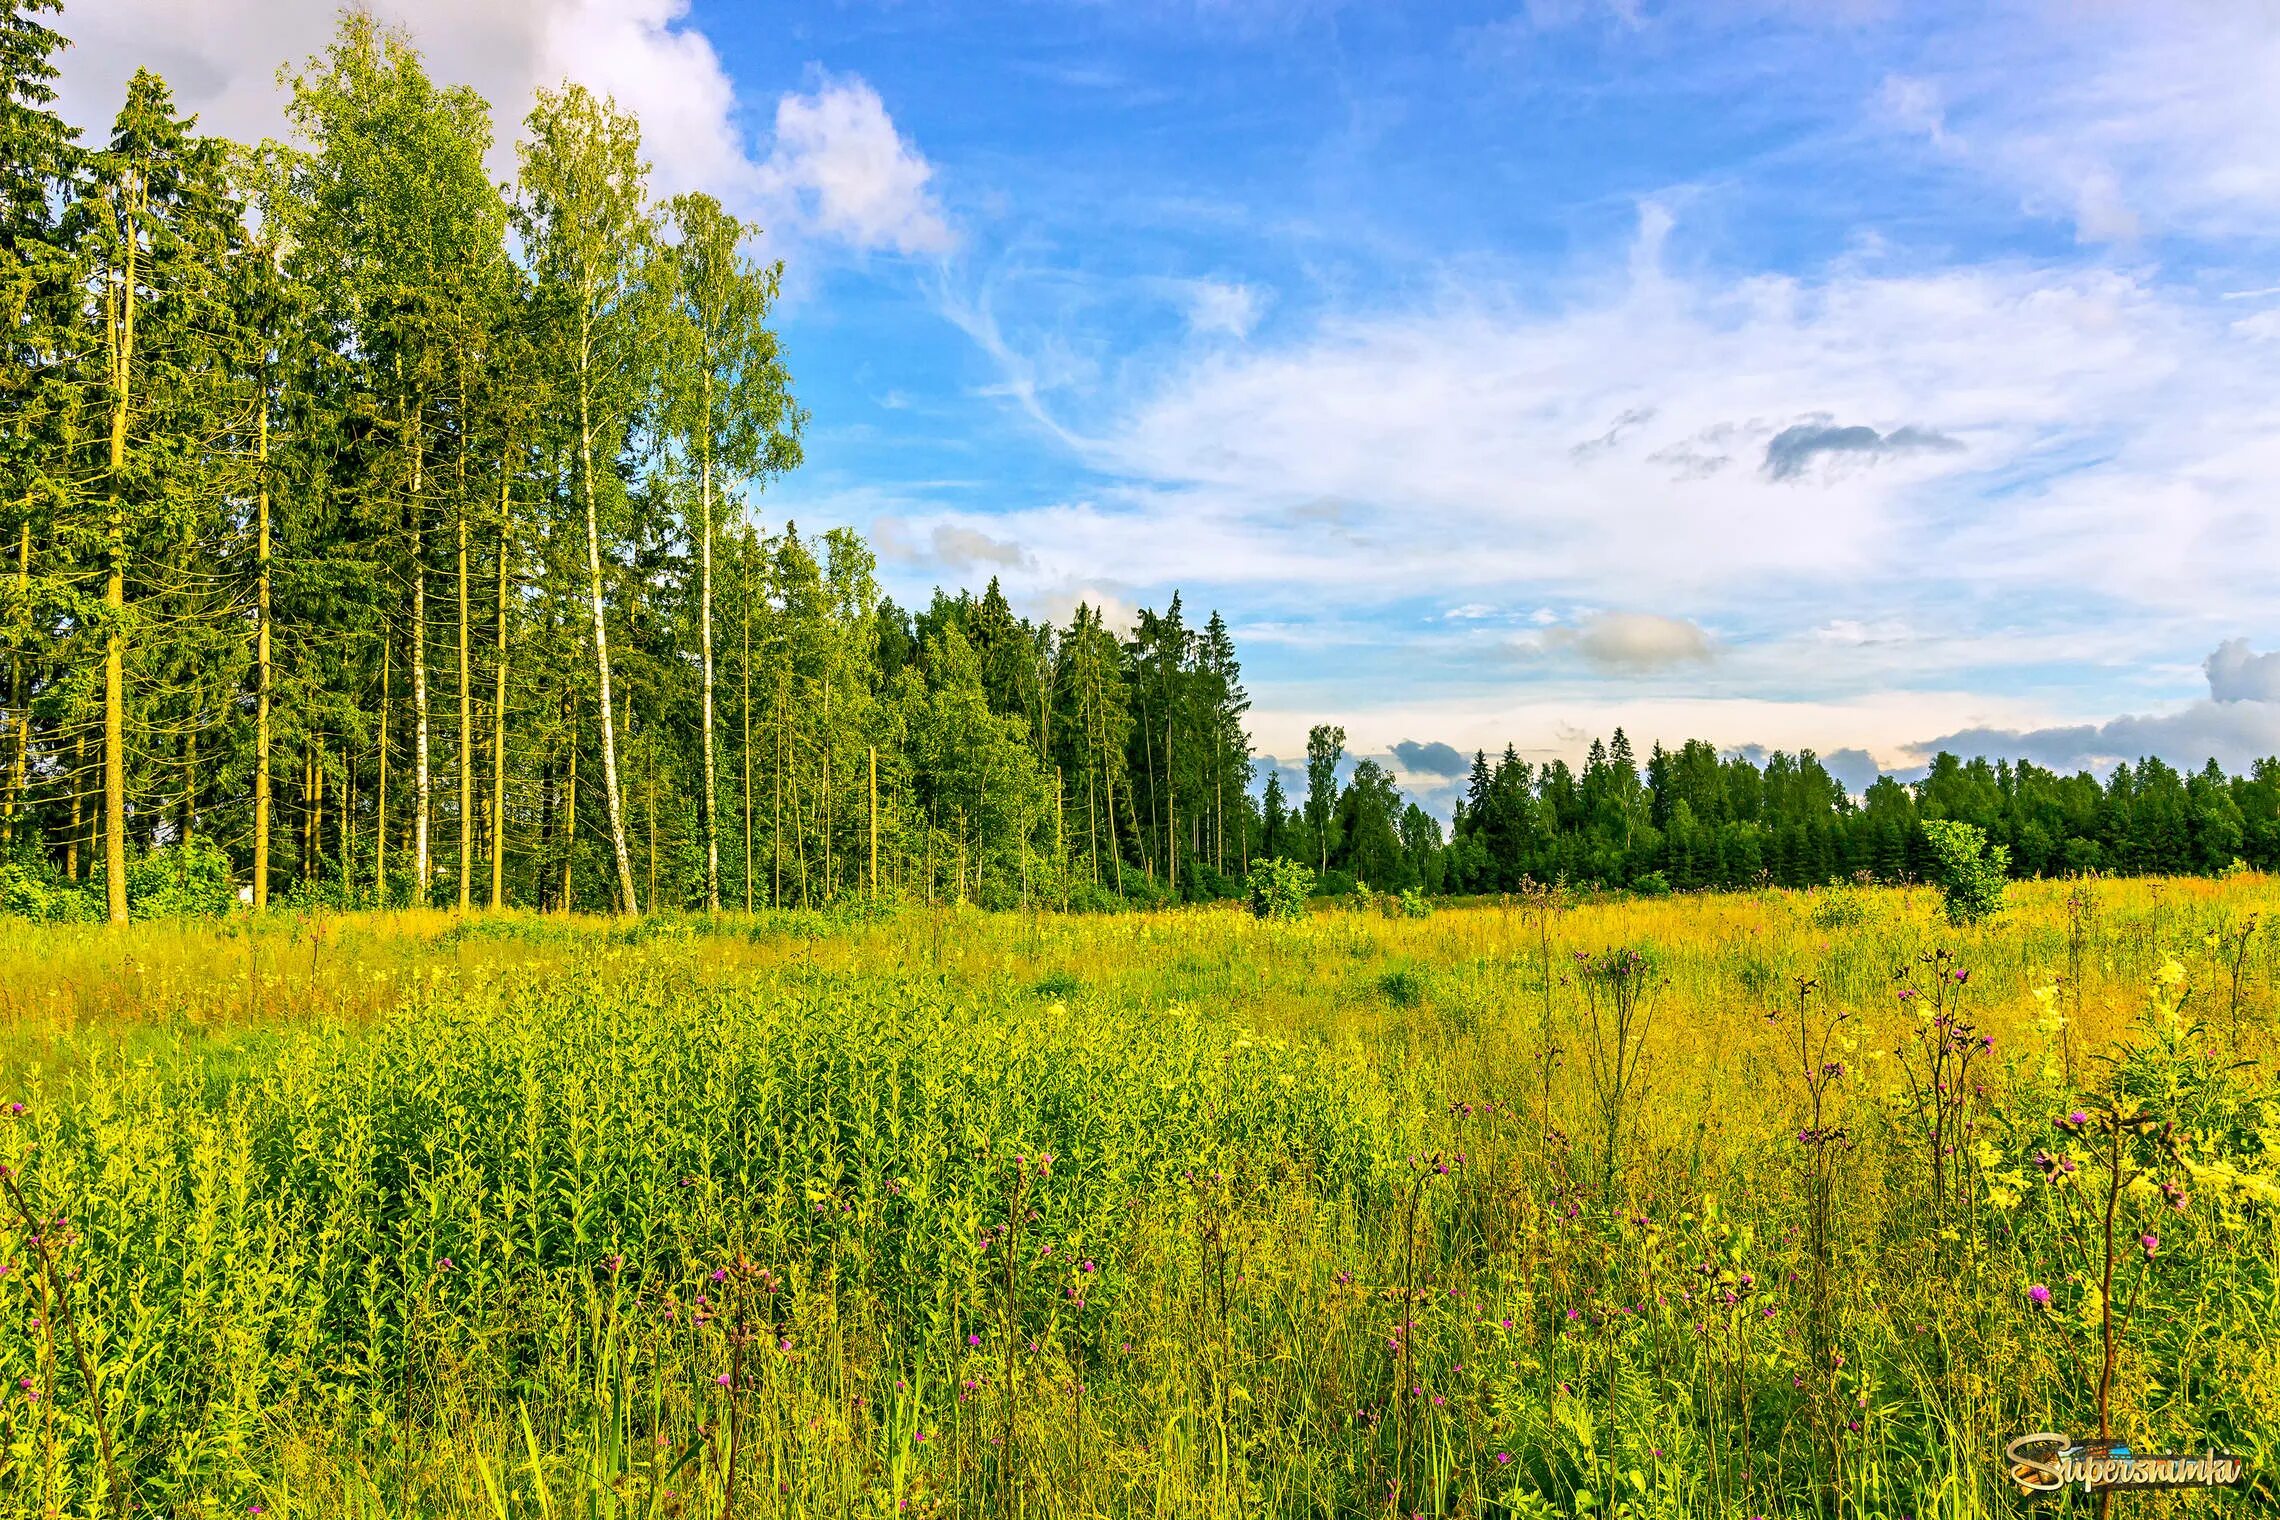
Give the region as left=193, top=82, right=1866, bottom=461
left=1911, top=640, right=2280, bottom=775
left=1514, top=613, right=1715, bottom=674
left=1915, top=706, right=2280, bottom=777
left=1250, top=755, right=1315, bottom=803
left=2206, top=638, right=2280, bottom=703
left=52, top=0, right=948, bottom=257
left=929, top=524, right=1029, bottom=571
left=1391, top=740, right=1469, bottom=777
left=56, top=0, right=741, bottom=194
left=1763, top=419, right=1964, bottom=480
left=758, top=73, right=954, bottom=256
left=1819, top=746, right=1883, bottom=794
left=872, top=515, right=1030, bottom=573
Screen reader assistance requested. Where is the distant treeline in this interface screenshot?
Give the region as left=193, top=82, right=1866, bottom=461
left=1390, top=733, right=2280, bottom=894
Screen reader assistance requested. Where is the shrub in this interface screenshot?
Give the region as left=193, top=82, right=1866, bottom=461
left=1245, top=856, right=1315, bottom=920
left=1379, top=965, right=1429, bottom=1007
left=121, top=837, right=238, bottom=920
left=1922, top=818, right=2008, bottom=925
left=1629, top=870, right=1672, bottom=898
left=0, top=855, right=98, bottom=923
left=1810, top=883, right=1865, bottom=930
left=1398, top=886, right=1431, bottom=919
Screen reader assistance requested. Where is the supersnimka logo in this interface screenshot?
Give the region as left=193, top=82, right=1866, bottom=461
left=2005, top=1432, right=2247, bottom=1495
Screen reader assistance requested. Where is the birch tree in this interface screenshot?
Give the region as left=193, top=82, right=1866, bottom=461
left=661, top=191, right=801, bottom=912
left=517, top=84, right=651, bottom=913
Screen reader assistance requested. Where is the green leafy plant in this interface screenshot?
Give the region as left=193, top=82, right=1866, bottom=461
left=121, top=838, right=238, bottom=920
left=1922, top=818, right=2008, bottom=924
left=1810, top=883, right=1865, bottom=930
left=0, top=856, right=99, bottom=923
left=1245, top=856, right=1314, bottom=920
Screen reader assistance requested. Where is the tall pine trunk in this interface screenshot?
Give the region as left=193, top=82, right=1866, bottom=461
left=456, top=374, right=472, bottom=912
left=376, top=634, right=389, bottom=904
left=410, top=415, right=430, bottom=900
left=4, top=521, right=29, bottom=849
left=253, top=386, right=272, bottom=908
left=560, top=695, right=578, bottom=911
left=102, top=226, right=137, bottom=924
left=490, top=457, right=510, bottom=910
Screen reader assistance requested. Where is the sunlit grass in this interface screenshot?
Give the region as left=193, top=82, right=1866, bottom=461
left=0, top=875, right=2275, bottom=1516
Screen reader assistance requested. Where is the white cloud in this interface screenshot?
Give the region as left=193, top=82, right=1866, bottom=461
left=1178, top=279, right=1264, bottom=339
left=759, top=73, right=955, bottom=256
left=2068, top=166, right=2140, bottom=245
left=936, top=214, right=2279, bottom=649
left=1909, top=641, right=2280, bottom=775
left=2206, top=638, right=2280, bottom=704
left=1872, top=2, right=2280, bottom=245
left=1243, top=687, right=2003, bottom=788
left=928, top=523, right=1030, bottom=572
left=1512, top=613, right=1715, bottom=673
left=1877, top=73, right=1953, bottom=150
left=1914, top=703, right=2280, bottom=777
left=53, top=0, right=946, bottom=256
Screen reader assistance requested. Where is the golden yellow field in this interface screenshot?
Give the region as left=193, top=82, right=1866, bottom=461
left=1, top=876, right=2275, bottom=1516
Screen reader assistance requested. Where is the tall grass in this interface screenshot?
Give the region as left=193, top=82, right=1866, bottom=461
left=0, top=876, right=2275, bottom=1516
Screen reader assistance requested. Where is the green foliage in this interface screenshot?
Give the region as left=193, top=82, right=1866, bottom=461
left=1924, top=816, right=2009, bottom=924
left=1629, top=869, right=1671, bottom=897
left=2, top=877, right=2277, bottom=1515
left=1377, top=963, right=1429, bottom=1006
left=1245, top=855, right=1313, bottom=920
left=121, top=837, right=236, bottom=919
left=0, top=853, right=95, bottom=922
left=1809, top=882, right=1866, bottom=929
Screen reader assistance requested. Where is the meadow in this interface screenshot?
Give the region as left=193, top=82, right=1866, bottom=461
left=1, top=876, right=2276, bottom=1518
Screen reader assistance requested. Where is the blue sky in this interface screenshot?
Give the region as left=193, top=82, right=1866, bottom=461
left=60, top=0, right=2280, bottom=814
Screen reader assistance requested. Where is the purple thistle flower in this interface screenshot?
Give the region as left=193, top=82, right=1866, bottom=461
left=2028, top=1283, right=2051, bottom=1306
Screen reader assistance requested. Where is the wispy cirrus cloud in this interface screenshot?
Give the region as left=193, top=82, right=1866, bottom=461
left=915, top=209, right=2280, bottom=645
